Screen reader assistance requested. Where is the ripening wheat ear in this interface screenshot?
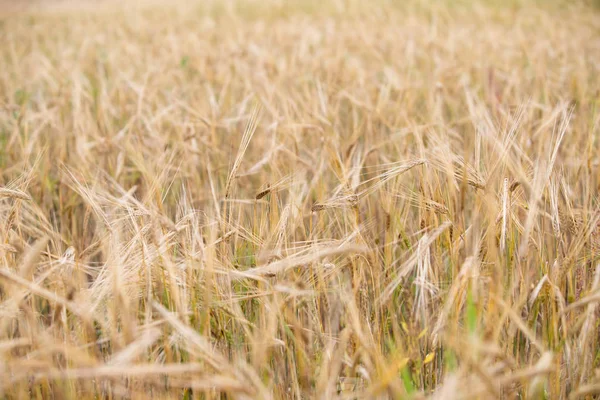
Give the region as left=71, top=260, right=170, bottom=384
left=0, top=187, right=32, bottom=201
left=224, top=103, right=262, bottom=200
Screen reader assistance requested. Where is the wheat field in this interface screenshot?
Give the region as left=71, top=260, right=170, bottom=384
left=1, top=0, right=599, bottom=398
